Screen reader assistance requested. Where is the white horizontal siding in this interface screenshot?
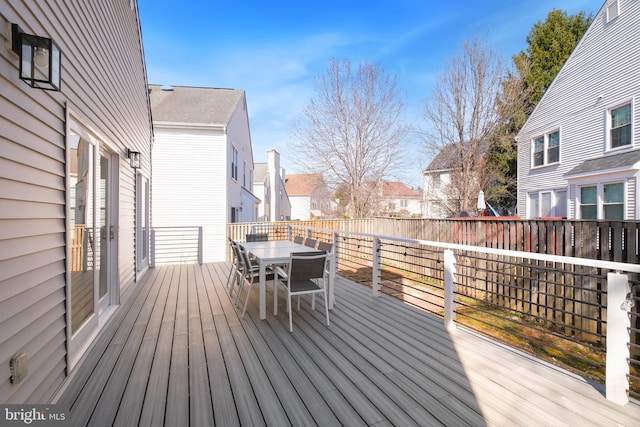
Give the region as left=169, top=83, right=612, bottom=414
left=518, top=1, right=640, bottom=217
left=153, top=128, right=227, bottom=262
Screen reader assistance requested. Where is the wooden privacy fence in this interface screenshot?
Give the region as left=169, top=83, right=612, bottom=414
left=373, top=218, right=640, bottom=263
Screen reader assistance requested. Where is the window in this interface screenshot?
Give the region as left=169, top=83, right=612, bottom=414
left=528, top=189, right=566, bottom=218
left=532, top=130, right=560, bottom=167
left=528, top=193, right=539, bottom=218
left=609, top=103, right=631, bottom=149
left=580, top=186, right=597, bottom=219
left=231, top=147, right=238, bottom=180
left=607, top=0, right=620, bottom=22
left=604, top=182, right=624, bottom=220
left=433, top=174, right=441, bottom=190
left=230, top=207, right=240, bottom=223
left=136, top=175, right=149, bottom=270
left=547, top=131, right=559, bottom=163
left=533, top=136, right=544, bottom=167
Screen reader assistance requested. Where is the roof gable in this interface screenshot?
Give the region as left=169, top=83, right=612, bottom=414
left=382, top=182, right=419, bottom=198
left=285, top=174, right=324, bottom=196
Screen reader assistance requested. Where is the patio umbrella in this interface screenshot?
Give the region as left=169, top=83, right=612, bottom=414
left=477, top=190, right=486, bottom=214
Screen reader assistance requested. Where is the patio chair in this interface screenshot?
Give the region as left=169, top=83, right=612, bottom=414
left=293, top=235, right=304, bottom=244
left=237, top=245, right=275, bottom=317
left=246, top=233, right=269, bottom=242
left=228, top=239, right=246, bottom=300
left=303, top=238, right=317, bottom=248
left=316, top=241, right=333, bottom=253
left=226, top=238, right=241, bottom=292
left=275, top=251, right=329, bottom=332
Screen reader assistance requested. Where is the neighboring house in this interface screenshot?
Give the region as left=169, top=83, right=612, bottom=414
left=517, top=0, right=640, bottom=220
left=285, top=174, right=332, bottom=220
left=0, top=2, right=152, bottom=403
left=380, top=182, right=423, bottom=218
left=149, top=85, right=259, bottom=262
left=253, top=150, right=291, bottom=221
left=423, top=145, right=459, bottom=218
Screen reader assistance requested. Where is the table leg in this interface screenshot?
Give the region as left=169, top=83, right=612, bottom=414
left=329, top=255, right=335, bottom=309
left=259, top=262, right=266, bottom=319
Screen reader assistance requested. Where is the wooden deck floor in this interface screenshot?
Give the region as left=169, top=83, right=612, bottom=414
left=55, top=263, right=640, bottom=426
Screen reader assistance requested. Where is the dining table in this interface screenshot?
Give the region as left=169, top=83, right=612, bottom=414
left=239, top=240, right=336, bottom=319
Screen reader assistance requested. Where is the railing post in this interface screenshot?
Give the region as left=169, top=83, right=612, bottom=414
left=198, top=226, right=203, bottom=265
left=372, top=237, right=381, bottom=297
left=444, top=249, right=457, bottom=331
left=606, top=272, right=631, bottom=405
left=150, top=228, right=156, bottom=268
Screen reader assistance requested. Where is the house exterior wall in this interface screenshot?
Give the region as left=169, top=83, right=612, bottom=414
left=152, top=91, right=257, bottom=261
left=0, top=1, right=151, bottom=403
left=290, top=196, right=312, bottom=220
left=517, top=0, right=640, bottom=219
left=383, top=197, right=422, bottom=217
left=152, top=127, right=227, bottom=263
left=226, top=94, right=256, bottom=223
left=423, top=171, right=452, bottom=218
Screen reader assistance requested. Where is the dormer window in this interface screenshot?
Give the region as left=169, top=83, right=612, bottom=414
left=606, top=0, right=620, bottom=22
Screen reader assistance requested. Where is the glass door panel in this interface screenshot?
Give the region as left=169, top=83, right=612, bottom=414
left=70, top=135, right=95, bottom=334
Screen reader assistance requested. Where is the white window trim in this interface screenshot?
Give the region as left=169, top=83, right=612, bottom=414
left=527, top=189, right=566, bottom=219
left=531, top=128, right=561, bottom=169
left=577, top=180, right=627, bottom=220
left=605, top=99, right=634, bottom=152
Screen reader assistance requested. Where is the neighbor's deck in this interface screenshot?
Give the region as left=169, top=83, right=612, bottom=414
left=56, top=263, right=640, bottom=426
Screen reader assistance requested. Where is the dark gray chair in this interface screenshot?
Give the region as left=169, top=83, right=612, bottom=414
left=237, top=245, right=275, bottom=317
left=303, top=238, right=317, bottom=248
left=227, top=238, right=242, bottom=297
left=275, top=251, right=329, bottom=332
left=246, top=233, right=269, bottom=242
left=293, top=235, right=304, bottom=244
left=316, top=241, right=333, bottom=253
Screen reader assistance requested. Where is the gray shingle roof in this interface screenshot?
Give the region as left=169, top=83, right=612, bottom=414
left=149, top=84, right=245, bottom=125
left=565, top=149, right=640, bottom=176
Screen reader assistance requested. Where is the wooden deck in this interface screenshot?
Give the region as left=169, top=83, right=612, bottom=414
left=55, top=263, right=640, bottom=426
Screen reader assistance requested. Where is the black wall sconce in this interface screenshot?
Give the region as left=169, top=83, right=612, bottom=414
left=11, top=24, right=61, bottom=91
left=127, top=149, right=141, bottom=169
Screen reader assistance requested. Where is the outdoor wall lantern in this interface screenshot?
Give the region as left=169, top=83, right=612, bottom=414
left=11, top=23, right=61, bottom=91
left=127, top=149, right=141, bottom=169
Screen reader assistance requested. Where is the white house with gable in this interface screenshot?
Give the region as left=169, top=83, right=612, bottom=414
left=517, top=0, right=640, bottom=220
left=150, top=85, right=259, bottom=262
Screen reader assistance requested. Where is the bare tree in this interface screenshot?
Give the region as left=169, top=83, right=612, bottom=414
left=289, top=58, right=409, bottom=218
left=423, top=35, right=503, bottom=214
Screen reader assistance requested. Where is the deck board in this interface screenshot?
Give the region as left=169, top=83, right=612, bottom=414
left=56, top=262, right=640, bottom=426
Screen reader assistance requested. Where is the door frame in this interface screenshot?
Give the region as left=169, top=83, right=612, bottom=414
left=65, top=108, right=120, bottom=371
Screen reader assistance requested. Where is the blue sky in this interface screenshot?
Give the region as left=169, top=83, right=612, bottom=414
left=138, top=0, right=604, bottom=187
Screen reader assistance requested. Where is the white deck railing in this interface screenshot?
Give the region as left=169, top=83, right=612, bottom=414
left=229, top=222, right=639, bottom=406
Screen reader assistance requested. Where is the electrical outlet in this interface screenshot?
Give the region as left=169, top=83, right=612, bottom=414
left=10, top=352, right=28, bottom=384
